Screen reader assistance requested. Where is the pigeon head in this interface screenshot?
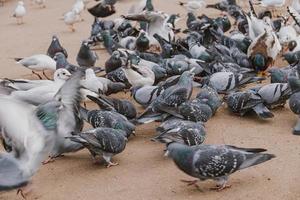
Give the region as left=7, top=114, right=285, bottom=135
left=166, top=143, right=195, bottom=175
left=288, top=76, right=300, bottom=93
left=54, top=69, right=71, bottom=81
left=52, top=35, right=58, bottom=41
left=251, top=53, right=267, bottom=72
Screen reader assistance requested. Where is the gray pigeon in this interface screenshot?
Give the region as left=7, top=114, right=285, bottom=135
left=47, top=35, right=68, bottom=59
left=167, top=143, right=275, bottom=191
left=196, top=86, right=222, bottom=114
left=67, top=128, right=127, bottom=167
left=0, top=73, right=84, bottom=190
left=80, top=107, right=135, bottom=137
left=152, top=119, right=206, bottom=146
left=131, top=85, right=161, bottom=107
left=250, top=83, right=291, bottom=109
left=226, top=91, right=274, bottom=119
left=48, top=72, right=85, bottom=159
left=178, top=99, right=213, bottom=122
left=138, top=71, right=194, bottom=123
left=76, top=41, right=98, bottom=67
left=288, top=76, right=300, bottom=135
left=203, top=72, right=264, bottom=93
left=87, top=95, right=137, bottom=119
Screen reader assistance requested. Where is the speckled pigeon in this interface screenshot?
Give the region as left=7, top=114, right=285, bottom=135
left=167, top=143, right=275, bottom=191
left=67, top=128, right=127, bottom=167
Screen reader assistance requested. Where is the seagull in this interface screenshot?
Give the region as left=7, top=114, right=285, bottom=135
left=179, top=0, right=206, bottom=14
left=12, top=1, right=26, bottom=25
left=14, top=54, right=56, bottom=80
left=72, top=0, right=85, bottom=20
left=166, top=143, right=275, bottom=191
left=32, top=0, right=46, bottom=8
left=1, top=69, right=72, bottom=91
left=63, top=10, right=81, bottom=32
left=9, top=70, right=71, bottom=105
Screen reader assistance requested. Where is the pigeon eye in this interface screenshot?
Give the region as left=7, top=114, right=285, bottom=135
left=62, top=73, right=66, bottom=75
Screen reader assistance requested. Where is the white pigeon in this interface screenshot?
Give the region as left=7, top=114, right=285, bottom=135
left=179, top=0, right=206, bottom=14
left=277, top=25, right=297, bottom=45
left=15, top=54, right=57, bottom=79
left=123, top=63, right=155, bottom=88
left=246, top=12, right=273, bottom=40
left=3, top=69, right=71, bottom=91
left=9, top=70, right=71, bottom=105
left=12, top=1, right=26, bottom=25
left=81, top=69, right=105, bottom=94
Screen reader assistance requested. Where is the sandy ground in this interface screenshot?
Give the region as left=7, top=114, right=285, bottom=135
left=0, top=0, right=300, bottom=199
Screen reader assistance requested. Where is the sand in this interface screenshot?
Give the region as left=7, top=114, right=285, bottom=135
left=0, top=0, right=300, bottom=199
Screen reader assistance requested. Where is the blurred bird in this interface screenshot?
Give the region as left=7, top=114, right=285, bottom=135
left=12, top=1, right=26, bottom=25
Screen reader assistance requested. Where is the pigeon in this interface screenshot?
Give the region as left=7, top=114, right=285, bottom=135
left=250, top=83, right=291, bottom=108
left=14, top=54, right=56, bottom=79
left=153, top=119, right=206, bottom=146
left=178, top=99, right=213, bottom=122
left=130, top=85, right=161, bottom=107
left=136, top=30, right=150, bottom=52
left=202, top=72, right=265, bottom=93
left=123, top=11, right=174, bottom=45
left=88, top=1, right=116, bottom=18
left=12, top=1, right=26, bottom=25
left=67, top=128, right=127, bottom=167
left=226, top=91, right=274, bottom=118
left=253, top=0, right=285, bottom=7
left=122, top=60, right=155, bottom=88
left=48, top=72, right=85, bottom=159
left=166, top=143, right=275, bottom=191
left=0, top=98, right=60, bottom=191
left=288, top=76, right=300, bottom=135
left=0, top=72, right=83, bottom=191
left=80, top=107, right=135, bottom=137
left=247, top=30, right=282, bottom=75
left=87, top=95, right=137, bottom=119
left=63, top=10, right=80, bottom=32
left=76, top=41, right=98, bottom=67
left=47, top=35, right=68, bottom=59
left=138, top=71, right=194, bottom=123
left=196, top=86, right=222, bottom=114
left=105, top=51, right=123, bottom=73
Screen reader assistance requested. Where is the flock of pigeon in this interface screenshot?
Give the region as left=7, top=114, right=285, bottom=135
left=2, top=0, right=300, bottom=198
